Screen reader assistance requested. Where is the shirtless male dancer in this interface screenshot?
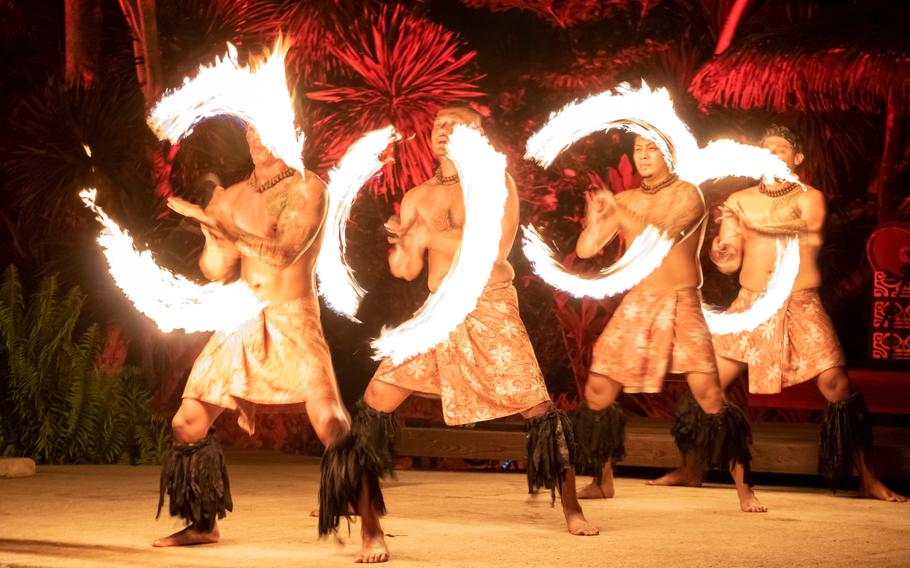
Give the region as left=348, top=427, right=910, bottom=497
left=572, top=134, right=764, bottom=512
left=318, top=105, right=599, bottom=565
left=158, top=126, right=387, bottom=562
left=661, top=125, right=905, bottom=502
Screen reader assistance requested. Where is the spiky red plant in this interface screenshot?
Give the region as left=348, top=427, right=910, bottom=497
left=306, top=5, right=483, bottom=198
left=281, top=1, right=353, bottom=86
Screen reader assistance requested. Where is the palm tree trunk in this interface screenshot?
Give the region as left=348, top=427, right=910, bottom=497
left=64, top=0, right=101, bottom=87
left=870, top=91, right=906, bottom=220
left=117, top=0, right=162, bottom=107
left=714, top=0, right=751, bottom=55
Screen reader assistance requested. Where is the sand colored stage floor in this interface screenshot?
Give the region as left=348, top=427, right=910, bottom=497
left=1, top=450, right=908, bottom=568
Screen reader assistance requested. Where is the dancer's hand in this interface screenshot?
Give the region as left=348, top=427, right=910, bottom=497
left=386, top=215, right=428, bottom=249
left=168, top=196, right=219, bottom=230
left=710, top=239, right=737, bottom=264
left=727, top=202, right=755, bottom=231
left=583, top=189, right=615, bottom=226
left=385, top=215, right=403, bottom=244
left=405, top=220, right=429, bottom=249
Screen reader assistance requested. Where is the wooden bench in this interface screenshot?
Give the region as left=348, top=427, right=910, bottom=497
left=398, top=417, right=910, bottom=478
left=747, top=368, right=910, bottom=413
left=396, top=368, right=910, bottom=478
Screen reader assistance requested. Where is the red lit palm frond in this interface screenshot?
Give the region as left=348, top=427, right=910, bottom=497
left=211, top=0, right=284, bottom=39
left=690, top=3, right=910, bottom=114
left=531, top=42, right=669, bottom=94
left=459, top=0, right=645, bottom=28
left=307, top=5, right=484, bottom=198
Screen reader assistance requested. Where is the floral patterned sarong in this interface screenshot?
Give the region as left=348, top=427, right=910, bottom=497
left=372, top=281, right=550, bottom=425
left=183, top=297, right=340, bottom=434
left=713, top=288, right=845, bottom=394
left=590, top=287, right=717, bottom=393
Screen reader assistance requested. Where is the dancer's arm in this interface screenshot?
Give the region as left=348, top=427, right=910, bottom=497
left=576, top=190, right=620, bottom=258
left=387, top=191, right=427, bottom=281
left=167, top=191, right=240, bottom=282
left=798, top=188, right=826, bottom=247
left=710, top=197, right=745, bottom=274
left=199, top=225, right=241, bottom=282
left=656, top=183, right=706, bottom=240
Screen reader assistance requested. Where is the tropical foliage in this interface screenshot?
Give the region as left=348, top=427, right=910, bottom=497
left=0, top=266, right=168, bottom=464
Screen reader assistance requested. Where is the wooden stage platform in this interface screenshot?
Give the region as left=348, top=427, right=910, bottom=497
left=1, top=452, right=908, bottom=568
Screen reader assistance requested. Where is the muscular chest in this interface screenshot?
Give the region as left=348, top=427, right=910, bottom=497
left=740, top=192, right=801, bottom=230
left=768, top=192, right=801, bottom=223
left=419, top=189, right=465, bottom=232
left=620, top=190, right=678, bottom=226
left=226, top=185, right=286, bottom=238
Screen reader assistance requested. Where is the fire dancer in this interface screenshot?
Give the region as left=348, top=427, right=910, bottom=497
left=573, top=134, right=762, bottom=512
left=154, top=126, right=388, bottom=560
left=661, top=125, right=905, bottom=502
left=322, top=106, right=598, bottom=558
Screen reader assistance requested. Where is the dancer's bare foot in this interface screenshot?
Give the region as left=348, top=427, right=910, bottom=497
left=576, top=480, right=614, bottom=499
left=861, top=479, right=907, bottom=502
left=152, top=525, right=220, bottom=547
left=564, top=509, right=599, bottom=536
left=646, top=467, right=704, bottom=487
left=310, top=504, right=358, bottom=517
left=355, top=530, right=389, bottom=563
left=558, top=468, right=599, bottom=535
left=738, top=489, right=767, bottom=513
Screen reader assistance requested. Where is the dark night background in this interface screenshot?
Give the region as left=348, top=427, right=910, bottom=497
left=1, top=0, right=908, bottom=461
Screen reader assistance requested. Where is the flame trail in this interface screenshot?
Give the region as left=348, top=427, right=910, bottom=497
left=316, top=126, right=397, bottom=320
left=81, top=189, right=264, bottom=333
left=521, top=225, right=672, bottom=297
left=523, top=81, right=801, bottom=323
left=371, top=126, right=508, bottom=365
left=148, top=37, right=304, bottom=176
left=703, top=238, right=800, bottom=335
left=525, top=82, right=799, bottom=186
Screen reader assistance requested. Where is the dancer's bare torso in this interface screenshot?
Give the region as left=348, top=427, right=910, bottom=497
left=712, top=185, right=825, bottom=292
left=200, top=171, right=327, bottom=304
left=389, top=175, right=519, bottom=292
left=579, top=180, right=707, bottom=292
